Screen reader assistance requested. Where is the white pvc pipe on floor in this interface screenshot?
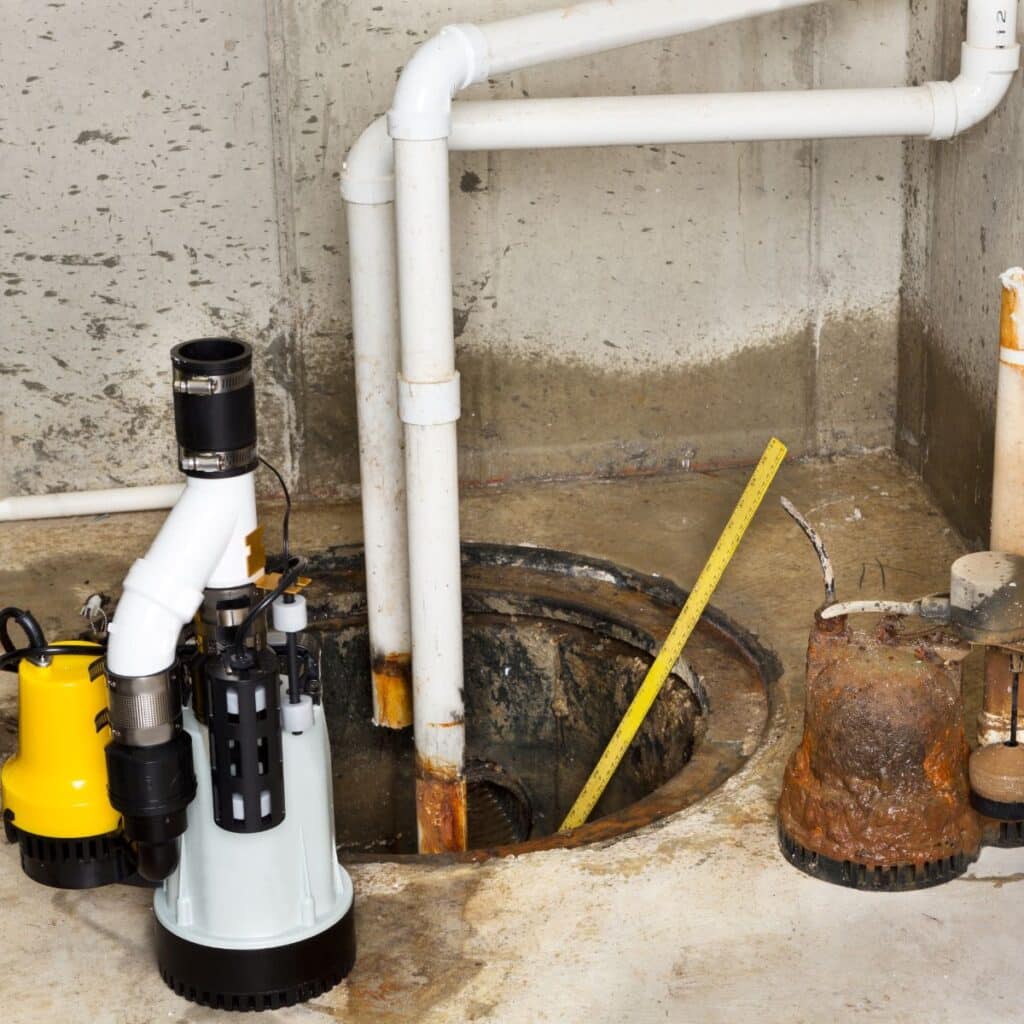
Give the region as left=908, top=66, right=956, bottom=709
left=0, top=483, right=184, bottom=523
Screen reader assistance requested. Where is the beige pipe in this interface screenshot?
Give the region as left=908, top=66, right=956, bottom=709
left=981, top=267, right=1024, bottom=746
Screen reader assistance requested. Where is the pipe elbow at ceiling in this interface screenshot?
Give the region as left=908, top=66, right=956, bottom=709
left=387, top=24, right=490, bottom=141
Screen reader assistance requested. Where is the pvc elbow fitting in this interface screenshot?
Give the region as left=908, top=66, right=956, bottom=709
left=341, top=116, right=394, bottom=205
left=928, top=42, right=1020, bottom=139
left=387, top=24, right=490, bottom=141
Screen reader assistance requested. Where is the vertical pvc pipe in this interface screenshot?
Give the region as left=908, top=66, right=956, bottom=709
left=394, top=138, right=468, bottom=854
left=982, top=267, right=1024, bottom=745
left=346, top=200, right=414, bottom=729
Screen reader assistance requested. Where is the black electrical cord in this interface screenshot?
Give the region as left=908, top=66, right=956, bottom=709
left=0, top=643, right=106, bottom=673
left=230, top=555, right=305, bottom=664
left=259, top=455, right=291, bottom=566
left=1010, top=669, right=1020, bottom=748
left=0, top=606, right=47, bottom=654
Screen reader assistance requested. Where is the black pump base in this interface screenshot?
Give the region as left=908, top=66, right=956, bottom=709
left=156, top=906, right=356, bottom=1012
left=4, top=814, right=133, bottom=890
left=778, top=823, right=975, bottom=892
left=971, top=790, right=1024, bottom=824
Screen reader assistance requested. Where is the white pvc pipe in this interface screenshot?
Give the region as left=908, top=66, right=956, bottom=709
left=0, top=483, right=183, bottom=523
left=347, top=200, right=414, bottom=727
left=393, top=138, right=467, bottom=845
left=479, top=0, right=821, bottom=76
left=107, top=472, right=258, bottom=677
left=449, top=89, right=939, bottom=147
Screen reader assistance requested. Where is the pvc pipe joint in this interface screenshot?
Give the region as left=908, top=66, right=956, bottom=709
left=948, top=41, right=1020, bottom=135
left=388, top=24, right=489, bottom=141
left=397, top=373, right=461, bottom=426
left=341, top=117, right=394, bottom=205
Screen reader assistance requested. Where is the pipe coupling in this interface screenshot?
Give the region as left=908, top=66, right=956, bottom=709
left=106, top=667, right=179, bottom=747
left=388, top=24, right=490, bottom=141
left=178, top=441, right=259, bottom=476
left=398, top=373, right=461, bottom=426
left=171, top=338, right=258, bottom=478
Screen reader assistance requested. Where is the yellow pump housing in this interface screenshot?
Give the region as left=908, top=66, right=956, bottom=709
left=2, top=643, right=130, bottom=888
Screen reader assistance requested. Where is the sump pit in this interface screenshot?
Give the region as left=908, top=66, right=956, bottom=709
left=304, top=543, right=777, bottom=859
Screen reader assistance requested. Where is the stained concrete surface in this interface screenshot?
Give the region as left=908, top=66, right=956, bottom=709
left=2, top=0, right=911, bottom=498
left=897, top=0, right=1024, bottom=545
left=0, top=452, right=1020, bottom=1023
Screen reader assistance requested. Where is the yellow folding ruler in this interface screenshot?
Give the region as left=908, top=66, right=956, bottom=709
left=560, top=436, right=788, bottom=831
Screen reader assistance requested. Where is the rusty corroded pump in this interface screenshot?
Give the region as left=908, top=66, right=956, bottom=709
left=775, top=500, right=981, bottom=891
left=778, top=612, right=980, bottom=890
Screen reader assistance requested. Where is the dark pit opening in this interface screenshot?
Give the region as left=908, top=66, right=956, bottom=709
left=303, top=544, right=777, bottom=859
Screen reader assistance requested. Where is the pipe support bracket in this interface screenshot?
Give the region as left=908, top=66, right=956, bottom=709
left=398, top=373, right=461, bottom=425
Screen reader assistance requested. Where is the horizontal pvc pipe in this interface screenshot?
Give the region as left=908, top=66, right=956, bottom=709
left=348, top=35, right=1020, bottom=197
left=0, top=483, right=184, bottom=523
left=479, top=0, right=821, bottom=77
left=449, top=88, right=939, bottom=148
left=388, top=0, right=823, bottom=139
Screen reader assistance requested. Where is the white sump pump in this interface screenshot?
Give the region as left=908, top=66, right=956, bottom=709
left=108, top=338, right=356, bottom=1010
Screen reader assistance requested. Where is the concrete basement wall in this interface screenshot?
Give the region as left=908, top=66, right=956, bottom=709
left=0, top=0, right=912, bottom=500
left=898, top=0, right=1022, bottom=547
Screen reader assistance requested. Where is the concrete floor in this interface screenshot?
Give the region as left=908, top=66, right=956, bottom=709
left=0, top=452, right=1020, bottom=1023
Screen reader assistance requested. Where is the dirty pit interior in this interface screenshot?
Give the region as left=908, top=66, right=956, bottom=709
left=304, top=543, right=776, bottom=858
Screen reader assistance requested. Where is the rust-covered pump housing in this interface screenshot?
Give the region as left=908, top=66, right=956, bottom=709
left=778, top=612, right=980, bottom=890
left=775, top=502, right=1024, bottom=891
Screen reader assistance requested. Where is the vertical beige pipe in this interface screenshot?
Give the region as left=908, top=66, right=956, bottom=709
left=981, top=267, right=1024, bottom=745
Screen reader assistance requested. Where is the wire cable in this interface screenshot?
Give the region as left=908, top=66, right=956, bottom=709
left=0, top=643, right=105, bottom=673
left=0, top=606, right=47, bottom=654
left=258, top=455, right=291, bottom=566
left=230, top=555, right=305, bottom=663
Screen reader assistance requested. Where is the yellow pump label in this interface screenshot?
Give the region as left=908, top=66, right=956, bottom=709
left=1, top=644, right=120, bottom=839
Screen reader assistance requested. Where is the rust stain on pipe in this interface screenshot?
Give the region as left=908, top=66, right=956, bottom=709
left=981, top=647, right=1016, bottom=745
left=1001, top=271, right=1024, bottom=351
left=415, top=754, right=468, bottom=854
left=371, top=652, right=413, bottom=730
